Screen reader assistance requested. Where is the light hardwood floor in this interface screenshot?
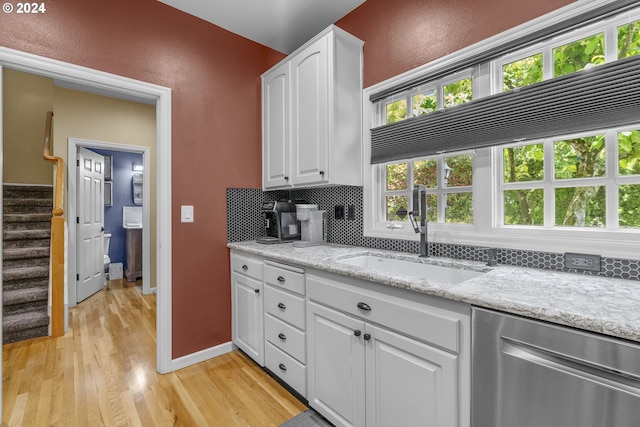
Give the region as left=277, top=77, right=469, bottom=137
left=2, top=280, right=307, bottom=426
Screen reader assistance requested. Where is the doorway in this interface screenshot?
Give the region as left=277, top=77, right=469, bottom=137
left=0, top=46, right=174, bottom=387
left=69, top=142, right=152, bottom=306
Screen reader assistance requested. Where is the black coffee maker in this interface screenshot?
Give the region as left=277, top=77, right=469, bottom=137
left=256, top=200, right=302, bottom=244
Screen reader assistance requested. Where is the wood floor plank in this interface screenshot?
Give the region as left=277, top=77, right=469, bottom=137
left=34, top=378, right=53, bottom=427
left=3, top=279, right=307, bottom=426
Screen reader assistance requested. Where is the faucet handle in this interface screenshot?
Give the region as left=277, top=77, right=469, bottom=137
left=408, top=211, right=421, bottom=233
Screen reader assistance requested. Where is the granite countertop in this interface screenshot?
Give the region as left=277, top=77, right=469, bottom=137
left=228, top=241, right=640, bottom=343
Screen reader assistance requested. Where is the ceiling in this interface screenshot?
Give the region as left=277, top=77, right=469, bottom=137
left=156, top=0, right=366, bottom=54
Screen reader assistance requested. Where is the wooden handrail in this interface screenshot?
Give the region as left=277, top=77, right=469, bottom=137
left=42, top=111, right=64, bottom=338
left=42, top=111, right=63, bottom=217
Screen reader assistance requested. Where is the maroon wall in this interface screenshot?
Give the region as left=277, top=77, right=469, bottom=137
left=0, top=0, right=284, bottom=358
left=1, top=0, right=574, bottom=360
left=338, top=0, right=575, bottom=88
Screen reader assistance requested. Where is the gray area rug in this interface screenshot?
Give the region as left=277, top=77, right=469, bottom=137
left=280, top=410, right=333, bottom=427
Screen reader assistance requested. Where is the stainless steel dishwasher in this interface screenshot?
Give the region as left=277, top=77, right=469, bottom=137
left=472, top=307, right=640, bottom=427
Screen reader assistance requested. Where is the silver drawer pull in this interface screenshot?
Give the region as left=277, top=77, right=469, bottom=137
left=277, top=276, right=286, bottom=283
left=242, top=264, right=248, bottom=270
left=357, top=302, right=372, bottom=311
left=278, top=333, right=287, bottom=340
left=278, top=363, right=287, bottom=371
left=277, top=302, right=286, bottom=310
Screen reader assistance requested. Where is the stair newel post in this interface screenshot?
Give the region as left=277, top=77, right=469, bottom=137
left=50, top=214, right=64, bottom=337
left=43, top=111, right=65, bottom=338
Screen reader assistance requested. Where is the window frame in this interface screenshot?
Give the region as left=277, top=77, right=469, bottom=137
left=363, top=1, right=640, bottom=258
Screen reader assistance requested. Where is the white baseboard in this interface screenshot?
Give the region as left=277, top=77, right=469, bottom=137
left=170, top=341, right=234, bottom=372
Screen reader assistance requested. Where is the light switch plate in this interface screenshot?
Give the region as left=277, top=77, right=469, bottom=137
left=181, top=205, right=194, bottom=223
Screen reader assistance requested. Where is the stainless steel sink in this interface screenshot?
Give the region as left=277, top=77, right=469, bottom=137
left=336, top=254, right=485, bottom=284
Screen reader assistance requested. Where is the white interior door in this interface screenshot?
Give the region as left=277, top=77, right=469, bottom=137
left=76, top=147, right=105, bottom=303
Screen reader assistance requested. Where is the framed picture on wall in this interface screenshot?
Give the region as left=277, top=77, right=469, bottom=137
left=104, top=155, right=113, bottom=181
left=104, top=182, right=112, bottom=206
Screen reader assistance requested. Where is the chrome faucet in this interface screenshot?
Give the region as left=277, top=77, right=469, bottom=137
left=409, top=185, right=429, bottom=257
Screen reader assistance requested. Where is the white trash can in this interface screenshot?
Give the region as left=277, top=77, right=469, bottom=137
left=109, top=262, right=123, bottom=280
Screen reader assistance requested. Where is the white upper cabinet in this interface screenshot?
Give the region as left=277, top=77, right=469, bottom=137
left=263, top=62, right=291, bottom=189
left=262, top=25, right=364, bottom=189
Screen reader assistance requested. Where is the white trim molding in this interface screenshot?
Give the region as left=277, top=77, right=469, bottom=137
left=170, top=342, right=235, bottom=372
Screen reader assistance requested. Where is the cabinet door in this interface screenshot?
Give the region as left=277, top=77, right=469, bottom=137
left=263, top=63, right=291, bottom=189
left=307, top=301, right=365, bottom=427
left=231, top=273, right=264, bottom=365
left=290, top=36, right=329, bottom=186
left=365, top=323, right=458, bottom=427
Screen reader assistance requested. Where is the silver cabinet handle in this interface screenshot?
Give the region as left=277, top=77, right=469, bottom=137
left=277, top=302, right=286, bottom=310
left=278, top=333, right=286, bottom=340
left=277, top=276, right=286, bottom=283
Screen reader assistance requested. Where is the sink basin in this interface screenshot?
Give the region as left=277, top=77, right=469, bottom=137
left=336, top=254, right=485, bottom=284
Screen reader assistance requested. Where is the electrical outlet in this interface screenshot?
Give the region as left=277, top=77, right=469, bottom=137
left=564, top=253, right=601, bottom=272
left=347, top=205, right=355, bottom=220
left=335, top=205, right=345, bottom=220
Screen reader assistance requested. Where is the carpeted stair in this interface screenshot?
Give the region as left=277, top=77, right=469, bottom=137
left=3, top=184, right=52, bottom=344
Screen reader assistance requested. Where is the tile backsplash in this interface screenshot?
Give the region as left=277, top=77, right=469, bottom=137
left=226, top=186, right=640, bottom=281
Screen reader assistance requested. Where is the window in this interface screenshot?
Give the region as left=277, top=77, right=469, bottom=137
left=618, top=18, right=640, bottom=59
left=502, top=54, right=542, bottom=91
left=365, top=4, right=640, bottom=256
left=501, top=129, right=640, bottom=230
left=381, top=73, right=474, bottom=125
left=382, top=153, right=474, bottom=226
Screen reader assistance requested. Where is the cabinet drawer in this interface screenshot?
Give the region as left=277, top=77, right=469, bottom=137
left=231, top=252, right=263, bottom=281
left=307, top=273, right=461, bottom=353
left=265, top=341, right=307, bottom=398
left=264, top=262, right=305, bottom=295
left=265, top=314, right=306, bottom=364
left=264, top=285, right=306, bottom=329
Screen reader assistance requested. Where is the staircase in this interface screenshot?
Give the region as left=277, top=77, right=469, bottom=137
left=3, top=184, right=52, bottom=344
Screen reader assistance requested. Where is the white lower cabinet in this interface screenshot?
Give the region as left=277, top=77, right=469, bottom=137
left=230, top=250, right=470, bottom=426
left=365, top=323, right=458, bottom=427
left=307, top=301, right=366, bottom=426
left=307, top=271, right=470, bottom=427
left=231, top=251, right=264, bottom=365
